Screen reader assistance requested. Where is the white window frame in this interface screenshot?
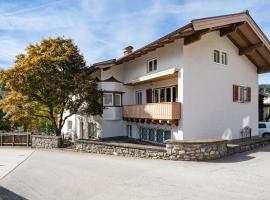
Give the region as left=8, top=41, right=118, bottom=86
left=221, top=52, right=228, bottom=65
left=213, top=49, right=228, bottom=65
left=238, top=86, right=248, bottom=103
left=114, top=93, right=122, bottom=106
left=135, top=90, right=142, bottom=104
left=214, top=49, right=220, bottom=63
left=153, top=86, right=177, bottom=103
left=147, top=58, right=157, bottom=73
left=103, top=93, right=113, bottom=106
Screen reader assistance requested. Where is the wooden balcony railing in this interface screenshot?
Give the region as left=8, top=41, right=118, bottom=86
left=123, top=102, right=181, bottom=125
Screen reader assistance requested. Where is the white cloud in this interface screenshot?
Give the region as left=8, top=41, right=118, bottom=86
left=0, top=0, right=269, bottom=70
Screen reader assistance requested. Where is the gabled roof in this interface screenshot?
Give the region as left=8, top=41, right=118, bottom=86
left=92, top=11, right=270, bottom=73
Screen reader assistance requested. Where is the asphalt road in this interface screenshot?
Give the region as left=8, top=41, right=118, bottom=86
left=0, top=146, right=270, bottom=200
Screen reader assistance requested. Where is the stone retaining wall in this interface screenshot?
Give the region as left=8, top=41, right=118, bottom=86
left=75, top=139, right=228, bottom=161
left=75, top=140, right=167, bottom=159
left=31, top=135, right=62, bottom=149
left=227, top=138, right=270, bottom=155
left=165, top=139, right=227, bottom=161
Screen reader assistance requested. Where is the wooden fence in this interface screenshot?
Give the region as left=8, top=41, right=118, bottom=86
left=0, top=133, right=32, bottom=146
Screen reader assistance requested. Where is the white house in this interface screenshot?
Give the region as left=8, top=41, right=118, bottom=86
left=63, top=11, right=270, bottom=143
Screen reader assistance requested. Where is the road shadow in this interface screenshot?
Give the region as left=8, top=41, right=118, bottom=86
left=0, top=186, right=28, bottom=200
left=211, top=145, right=270, bottom=163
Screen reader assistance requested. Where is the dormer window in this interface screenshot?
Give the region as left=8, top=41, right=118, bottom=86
left=147, top=59, right=157, bottom=73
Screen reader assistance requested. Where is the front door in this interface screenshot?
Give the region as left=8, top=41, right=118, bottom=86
left=88, top=122, right=97, bottom=138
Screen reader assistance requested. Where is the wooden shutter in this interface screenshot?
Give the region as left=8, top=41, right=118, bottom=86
left=233, top=85, right=239, bottom=102
left=246, top=87, right=251, bottom=102
left=146, top=89, right=153, bottom=103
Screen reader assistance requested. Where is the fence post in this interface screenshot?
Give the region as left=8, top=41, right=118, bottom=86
left=12, top=135, right=15, bottom=146
left=26, top=133, right=29, bottom=147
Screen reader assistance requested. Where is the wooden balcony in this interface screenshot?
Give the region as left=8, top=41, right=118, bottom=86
left=123, top=102, right=181, bottom=125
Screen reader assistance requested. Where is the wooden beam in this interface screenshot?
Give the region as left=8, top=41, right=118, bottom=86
left=239, top=43, right=264, bottom=56
left=184, top=29, right=209, bottom=45
left=220, top=22, right=245, bottom=37
left=258, top=65, right=270, bottom=74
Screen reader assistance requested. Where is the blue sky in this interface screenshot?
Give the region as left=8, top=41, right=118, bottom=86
left=0, top=0, right=269, bottom=84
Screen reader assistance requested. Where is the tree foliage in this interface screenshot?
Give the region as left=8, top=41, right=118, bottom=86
left=0, top=37, right=102, bottom=135
left=259, top=84, right=270, bottom=95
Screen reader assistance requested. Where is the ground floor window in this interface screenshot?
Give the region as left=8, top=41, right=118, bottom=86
left=127, top=125, right=132, bottom=137
left=139, top=127, right=171, bottom=144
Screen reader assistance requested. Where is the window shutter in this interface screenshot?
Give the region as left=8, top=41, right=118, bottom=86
left=233, top=85, right=239, bottom=102
left=146, top=89, right=153, bottom=103
left=246, top=87, right=251, bottom=102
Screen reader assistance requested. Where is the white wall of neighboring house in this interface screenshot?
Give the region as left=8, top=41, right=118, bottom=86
left=182, top=31, right=258, bottom=140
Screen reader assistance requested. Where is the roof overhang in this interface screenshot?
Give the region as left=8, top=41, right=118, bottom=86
left=92, top=11, right=270, bottom=74
left=128, top=68, right=179, bottom=85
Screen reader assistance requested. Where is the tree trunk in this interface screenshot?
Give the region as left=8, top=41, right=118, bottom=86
left=55, top=128, right=61, bottom=136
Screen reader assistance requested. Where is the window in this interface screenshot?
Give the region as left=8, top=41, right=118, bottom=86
left=233, top=85, right=251, bottom=103
left=152, top=86, right=177, bottom=103
left=67, top=120, right=72, bottom=130
left=136, top=90, right=142, bottom=104
left=148, top=59, right=157, bottom=73
left=214, top=50, right=220, bottom=63
left=160, top=88, right=165, bottom=102
left=103, top=92, right=122, bottom=107
left=164, top=130, right=171, bottom=141
left=149, top=129, right=155, bottom=142
left=156, top=129, right=164, bottom=143
left=166, top=88, right=171, bottom=102
left=141, top=127, right=148, bottom=140
left=140, top=127, right=171, bottom=144
left=114, top=94, right=121, bottom=106
left=88, top=123, right=97, bottom=138
left=214, top=50, right=228, bottom=65
left=127, top=125, right=132, bottom=137
left=259, top=123, right=266, bottom=129
left=221, top=52, right=228, bottom=65
left=103, top=93, right=113, bottom=106
left=154, top=89, right=160, bottom=103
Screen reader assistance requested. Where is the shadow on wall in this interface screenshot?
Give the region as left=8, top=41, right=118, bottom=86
left=0, top=186, right=28, bottom=200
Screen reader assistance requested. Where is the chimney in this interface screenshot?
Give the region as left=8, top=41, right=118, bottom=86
left=122, top=46, right=133, bottom=56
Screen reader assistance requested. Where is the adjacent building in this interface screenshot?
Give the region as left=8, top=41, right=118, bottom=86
left=63, top=11, right=270, bottom=143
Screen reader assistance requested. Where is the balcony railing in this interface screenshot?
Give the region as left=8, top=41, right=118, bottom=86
left=123, top=102, right=181, bottom=124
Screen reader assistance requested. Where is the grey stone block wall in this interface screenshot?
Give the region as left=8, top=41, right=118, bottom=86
left=75, top=140, right=167, bottom=159
left=165, top=139, right=227, bottom=161
left=75, top=139, right=228, bottom=161
left=31, top=135, right=62, bottom=149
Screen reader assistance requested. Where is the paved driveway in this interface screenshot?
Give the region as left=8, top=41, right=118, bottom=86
left=0, top=146, right=270, bottom=200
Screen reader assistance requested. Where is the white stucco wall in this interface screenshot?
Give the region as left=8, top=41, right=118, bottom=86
left=182, top=31, right=259, bottom=140
left=122, top=39, right=184, bottom=84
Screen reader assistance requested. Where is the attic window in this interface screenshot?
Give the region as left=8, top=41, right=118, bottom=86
left=214, top=50, right=220, bottom=63
left=214, top=50, right=228, bottom=65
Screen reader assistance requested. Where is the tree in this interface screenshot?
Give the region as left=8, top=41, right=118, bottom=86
left=0, top=37, right=102, bottom=135
left=0, top=92, right=12, bottom=131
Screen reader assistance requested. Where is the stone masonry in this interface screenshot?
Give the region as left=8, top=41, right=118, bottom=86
left=75, top=139, right=228, bottom=161
left=31, top=135, right=62, bottom=149
left=165, top=139, right=227, bottom=161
